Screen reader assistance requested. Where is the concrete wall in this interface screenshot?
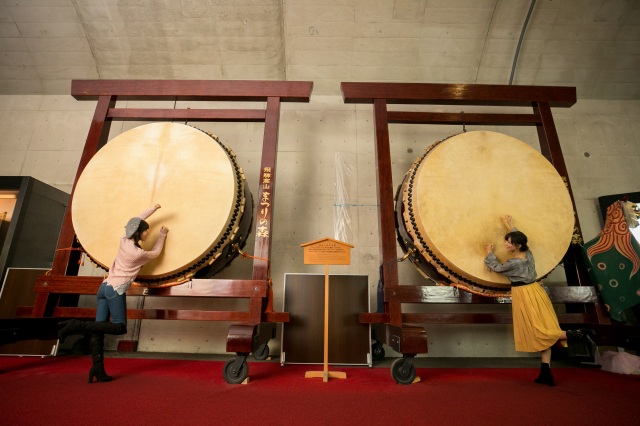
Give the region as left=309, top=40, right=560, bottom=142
left=1, top=94, right=638, bottom=357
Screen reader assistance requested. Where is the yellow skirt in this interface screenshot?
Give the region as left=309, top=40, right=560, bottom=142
left=511, top=282, right=563, bottom=352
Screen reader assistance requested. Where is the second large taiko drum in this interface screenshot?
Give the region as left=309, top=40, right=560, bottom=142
left=395, top=130, right=575, bottom=296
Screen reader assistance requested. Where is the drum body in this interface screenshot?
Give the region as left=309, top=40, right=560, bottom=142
left=395, top=131, right=575, bottom=296
left=72, top=122, right=253, bottom=285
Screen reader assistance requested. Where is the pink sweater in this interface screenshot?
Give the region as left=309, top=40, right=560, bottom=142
left=107, top=206, right=167, bottom=293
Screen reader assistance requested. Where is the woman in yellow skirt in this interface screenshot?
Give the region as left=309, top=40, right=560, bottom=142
left=484, top=215, right=593, bottom=386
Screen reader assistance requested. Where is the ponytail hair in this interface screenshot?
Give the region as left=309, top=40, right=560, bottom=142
left=505, top=230, right=529, bottom=252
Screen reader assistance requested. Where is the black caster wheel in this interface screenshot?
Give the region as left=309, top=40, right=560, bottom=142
left=390, top=358, right=416, bottom=385
left=253, top=343, right=269, bottom=361
left=223, top=358, right=249, bottom=384
left=372, top=342, right=385, bottom=361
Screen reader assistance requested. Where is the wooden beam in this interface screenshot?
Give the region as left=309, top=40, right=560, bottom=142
left=341, top=82, right=576, bottom=107
left=72, top=79, right=313, bottom=102
left=52, top=307, right=252, bottom=321
left=33, top=276, right=268, bottom=298
left=383, top=285, right=598, bottom=304
left=16, top=306, right=290, bottom=323
left=387, top=111, right=541, bottom=125
left=360, top=312, right=589, bottom=325
left=107, top=108, right=266, bottom=122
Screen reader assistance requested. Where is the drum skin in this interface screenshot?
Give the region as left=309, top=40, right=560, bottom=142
left=396, top=130, right=575, bottom=295
left=71, top=122, right=252, bottom=285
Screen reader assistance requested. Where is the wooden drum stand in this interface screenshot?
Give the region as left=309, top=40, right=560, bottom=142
left=341, top=82, right=640, bottom=384
left=18, top=79, right=313, bottom=384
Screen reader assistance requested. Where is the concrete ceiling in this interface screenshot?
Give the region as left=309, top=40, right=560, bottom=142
left=1, top=0, right=639, bottom=99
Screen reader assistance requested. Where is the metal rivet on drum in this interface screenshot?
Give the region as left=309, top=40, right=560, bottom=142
left=254, top=286, right=259, bottom=291
left=43, top=282, right=48, bottom=287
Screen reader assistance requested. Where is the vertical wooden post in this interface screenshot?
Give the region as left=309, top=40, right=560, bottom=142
left=253, top=97, right=280, bottom=283
left=534, top=101, right=606, bottom=320
left=52, top=95, right=115, bottom=276
left=34, top=95, right=115, bottom=317
left=373, top=99, right=401, bottom=326
left=252, top=96, right=281, bottom=325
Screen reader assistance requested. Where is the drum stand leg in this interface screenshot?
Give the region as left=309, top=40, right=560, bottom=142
left=372, top=323, right=427, bottom=384
left=224, top=322, right=277, bottom=384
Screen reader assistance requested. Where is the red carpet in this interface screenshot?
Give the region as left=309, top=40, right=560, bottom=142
left=1, top=356, right=639, bottom=426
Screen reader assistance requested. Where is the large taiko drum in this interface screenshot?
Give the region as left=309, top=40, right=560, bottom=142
left=395, top=130, right=575, bottom=296
left=72, top=122, right=253, bottom=286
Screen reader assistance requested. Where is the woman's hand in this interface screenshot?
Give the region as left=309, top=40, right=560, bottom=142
left=503, top=214, right=513, bottom=230
left=485, top=243, right=494, bottom=254
left=160, top=226, right=169, bottom=234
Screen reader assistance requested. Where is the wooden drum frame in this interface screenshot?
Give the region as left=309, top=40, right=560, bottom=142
left=22, top=80, right=314, bottom=384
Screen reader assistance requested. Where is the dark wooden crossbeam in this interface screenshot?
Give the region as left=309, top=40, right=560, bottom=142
left=72, top=79, right=313, bottom=102
left=341, top=82, right=576, bottom=107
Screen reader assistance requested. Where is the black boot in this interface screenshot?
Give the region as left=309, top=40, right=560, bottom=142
left=88, top=333, right=112, bottom=384
left=86, top=321, right=127, bottom=335
left=58, top=319, right=83, bottom=343
left=59, top=320, right=127, bottom=342
left=534, top=363, right=555, bottom=386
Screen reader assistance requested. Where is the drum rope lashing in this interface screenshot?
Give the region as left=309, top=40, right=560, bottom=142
left=54, top=246, right=86, bottom=266
left=131, top=277, right=192, bottom=289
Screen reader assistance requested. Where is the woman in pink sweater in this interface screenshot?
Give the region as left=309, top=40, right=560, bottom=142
left=59, top=204, right=168, bottom=383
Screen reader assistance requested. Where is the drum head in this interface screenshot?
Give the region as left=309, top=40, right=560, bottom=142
left=72, top=122, right=243, bottom=281
left=401, top=130, right=575, bottom=290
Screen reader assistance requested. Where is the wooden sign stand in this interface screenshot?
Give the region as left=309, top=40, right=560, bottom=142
left=300, top=238, right=354, bottom=382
